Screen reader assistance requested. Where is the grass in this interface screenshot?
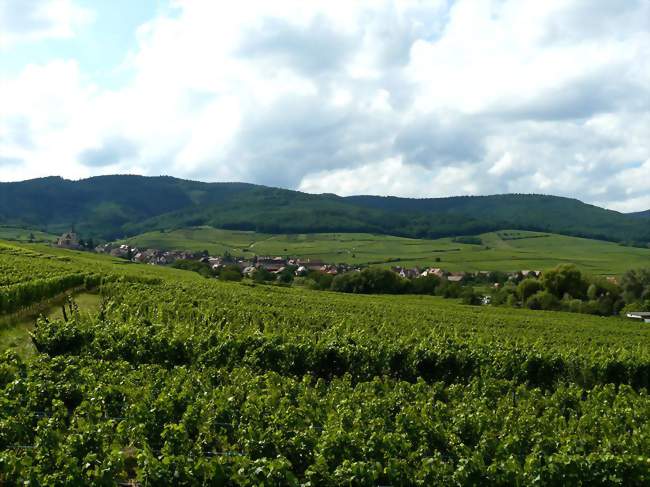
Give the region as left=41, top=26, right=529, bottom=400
left=123, top=227, right=650, bottom=275
left=0, top=292, right=102, bottom=358
left=0, top=225, right=57, bottom=243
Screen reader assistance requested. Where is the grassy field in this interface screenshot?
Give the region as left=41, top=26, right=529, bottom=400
left=123, top=227, right=650, bottom=275
left=0, top=225, right=57, bottom=243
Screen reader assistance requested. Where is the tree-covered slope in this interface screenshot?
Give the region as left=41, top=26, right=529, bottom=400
left=0, top=175, right=255, bottom=239
left=345, top=194, right=650, bottom=243
left=0, top=175, right=648, bottom=245
left=629, top=210, right=650, bottom=219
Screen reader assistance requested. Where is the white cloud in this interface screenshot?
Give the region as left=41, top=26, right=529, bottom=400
left=0, top=0, right=94, bottom=47
left=0, top=0, right=649, bottom=211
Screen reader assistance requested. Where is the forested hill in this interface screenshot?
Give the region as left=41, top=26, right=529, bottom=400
left=0, top=175, right=648, bottom=245
left=629, top=210, right=650, bottom=219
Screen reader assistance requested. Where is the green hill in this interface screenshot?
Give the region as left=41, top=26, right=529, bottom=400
left=630, top=210, right=650, bottom=219
left=123, top=227, right=650, bottom=275
left=1, top=175, right=648, bottom=245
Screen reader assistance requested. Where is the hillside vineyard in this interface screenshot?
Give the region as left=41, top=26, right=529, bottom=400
left=0, top=242, right=649, bottom=484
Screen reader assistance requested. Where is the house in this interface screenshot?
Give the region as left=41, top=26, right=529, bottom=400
left=258, top=262, right=285, bottom=272
left=322, top=265, right=339, bottom=275
left=235, top=260, right=253, bottom=270
left=421, top=268, right=445, bottom=278
left=242, top=266, right=256, bottom=277
left=298, top=259, right=325, bottom=270
left=110, top=244, right=133, bottom=259
left=447, top=273, right=465, bottom=283
left=94, top=243, right=113, bottom=253
left=626, top=312, right=650, bottom=323
left=257, top=256, right=287, bottom=271
left=56, top=232, right=82, bottom=250
left=521, top=270, right=541, bottom=278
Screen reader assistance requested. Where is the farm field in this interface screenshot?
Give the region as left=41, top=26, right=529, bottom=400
left=0, top=240, right=649, bottom=484
left=0, top=226, right=57, bottom=244
left=124, top=226, right=650, bottom=274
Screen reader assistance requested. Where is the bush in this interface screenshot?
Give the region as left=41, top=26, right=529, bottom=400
left=308, top=271, right=334, bottom=290
left=460, top=287, right=482, bottom=305
left=408, top=275, right=441, bottom=295
left=517, top=279, right=543, bottom=301
left=220, top=269, right=242, bottom=282
left=542, top=264, right=587, bottom=299
left=438, top=282, right=462, bottom=299
left=526, top=291, right=559, bottom=311
left=331, top=268, right=406, bottom=294
left=252, top=267, right=274, bottom=283
left=172, top=259, right=215, bottom=278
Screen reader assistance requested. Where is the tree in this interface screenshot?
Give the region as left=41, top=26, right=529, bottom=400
left=409, top=275, right=441, bottom=295
left=620, top=268, right=650, bottom=304
left=330, top=268, right=406, bottom=294
left=517, top=279, right=543, bottom=302
left=220, top=268, right=242, bottom=281
left=308, top=271, right=334, bottom=290
left=460, top=287, right=481, bottom=305
left=542, top=264, right=587, bottom=299
left=276, top=268, right=294, bottom=284
left=253, top=267, right=273, bottom=283
left=437, top=281, right=462, bottom=298
left=526, top=291, right=559, bottom=311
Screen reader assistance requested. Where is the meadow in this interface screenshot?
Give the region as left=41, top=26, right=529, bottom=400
left=124, top=226, right=650, bottom=274
left=0, top=226, right=57, bottom=244
left=0, top=239, right=649, bottom=484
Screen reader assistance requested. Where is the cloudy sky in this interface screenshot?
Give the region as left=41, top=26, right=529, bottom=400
left=1, top=0, right=649, bottom=211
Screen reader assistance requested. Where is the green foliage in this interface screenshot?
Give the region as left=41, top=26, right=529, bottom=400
left=460, top=286, right=482, bottom=305
left=408, top=275, right=441, bottom=295
left=542, top=264, right=588, bottom=299
left=525, top=291, right=560, bottom=311
left=2, top=176, right=649, bottom=246
left=452, top=236, right=482, bottom=245
left=306, top=271, right=333, bottom=290
left=219, top=266, right=242, bottom=282
left=495, top=264, right=634, bottom=316
left=252, top=267, right=273, bottom=283
left=437, top=281, right=463, bottom=299
left=330, top=268, right=406, bottom=294
left=517, top=278, right=544, bottom=301
left=124, top=226, right=650, bottom=275
left=621, top=268, right=650, bottom=305
left=172, top=259, right=215, bottom=278
left=0, top=240, right=649, bottom=484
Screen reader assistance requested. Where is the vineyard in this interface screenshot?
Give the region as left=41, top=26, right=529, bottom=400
left=0, top=241, right=649, bottom=485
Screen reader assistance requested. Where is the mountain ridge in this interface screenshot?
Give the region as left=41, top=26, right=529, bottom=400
left=0, top=175, right=648, bottom=245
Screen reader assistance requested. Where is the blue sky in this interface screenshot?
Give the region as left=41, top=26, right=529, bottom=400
left=1, top=0, right=649, bottom=212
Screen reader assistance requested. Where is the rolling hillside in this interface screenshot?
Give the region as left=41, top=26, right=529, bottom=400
left=1, top=175, right=648, bottom=245
left=123, top=227, right=650, bottom=275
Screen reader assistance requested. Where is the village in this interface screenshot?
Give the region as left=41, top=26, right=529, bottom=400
left=56, top=230, right=541, bottom=285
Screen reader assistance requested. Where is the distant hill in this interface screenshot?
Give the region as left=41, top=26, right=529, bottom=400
left=629, top=210, right=650, bottom=219
left=0, top=175, right=648, bottom=245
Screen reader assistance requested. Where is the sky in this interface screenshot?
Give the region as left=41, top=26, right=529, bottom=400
left=1, top=0, right=649, bottom=212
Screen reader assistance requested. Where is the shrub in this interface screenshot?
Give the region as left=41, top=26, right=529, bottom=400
left=517, top=279, right=543, bottom=301
left=220, top=269, right=242, bottom=282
